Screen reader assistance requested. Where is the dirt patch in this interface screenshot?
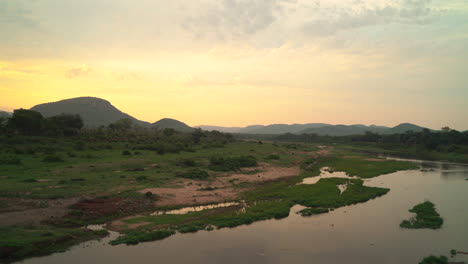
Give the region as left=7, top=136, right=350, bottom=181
left=0, top=198, right=81, bottom=227
left=108, top=204, right=242, bottom=232
left=140, top=163, right=300, bottom=207
left=71, top=198, right=153, bottom=218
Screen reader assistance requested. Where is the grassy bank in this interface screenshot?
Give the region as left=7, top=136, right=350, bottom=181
left=0, top=226, right=108, bottom=263
left=113, top=176, right=390, bottom=245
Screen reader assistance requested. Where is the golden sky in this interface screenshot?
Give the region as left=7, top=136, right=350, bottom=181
left=1, top=0, right=467, bottom=129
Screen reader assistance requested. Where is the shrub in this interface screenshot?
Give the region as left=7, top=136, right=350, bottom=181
left=110, top=230, right=175, bottom=245
left=22, top=178, right=38, bottom=183
left=209, top=155, right=257, bottom=171
left=144, top=191, right=154, bottom=199
left=176, top=169, right=209, bottom=180
left=136, top=176, right=147, bottom=181
left=122, top=150, right=132, bottom=156
left=177, top=158, right=197, bottom=167
left=418, top=255, right=448, bottom=264
left=70, top=178, right=85, bottom=182
left=42, top=155, right=64, bottom=163
left=0, top=155, right=21, bottom=165
left=265, top=154, right=280, bottom=160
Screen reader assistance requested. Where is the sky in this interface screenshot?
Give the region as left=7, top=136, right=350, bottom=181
left=0, top=0, right=467, bottom=130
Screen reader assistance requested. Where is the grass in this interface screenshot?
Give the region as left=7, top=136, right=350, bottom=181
left=323, top=155, right=418, bottom=178
left=114, top=176, right=390, bottom=245
left=109, top=230, right=175, bottom=245
left=400, top=201, right=443, bottom=229
left=0, top=226, right=108, bottom=263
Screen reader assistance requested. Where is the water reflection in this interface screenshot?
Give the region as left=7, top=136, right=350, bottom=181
left=300, top=167, right=358, bottom=185
left=151, top=202, right=243, bottom=216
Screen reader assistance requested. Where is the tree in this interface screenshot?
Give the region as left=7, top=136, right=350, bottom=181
left=0, top=116, right=7, bottom=133
left=7, top=109, right=44, bottom=135
left=441, top=126, right=451, bottom=133
left=44, top=114, right=84, bottom=136
left=108, top=118, right=133, bottom=132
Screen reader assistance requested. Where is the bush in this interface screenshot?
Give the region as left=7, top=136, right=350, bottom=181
left=0, top=155, right=21, bottom=165
left=22, top=178, right=38, bottom=183
left=265, top=154, right=280, bottom=160
left=110, top=230, right=175, bottom=245
left=122, top=150, right=132, bottom=156
left=418, top=255, right=448, bottom=264
left=42, top=155, right=64, bottom=163
left=177, top=158, right=197, bottom=167
left=176, top=169, right=209, bottom=180
left=136, top=176, right=147, bottom=181
left=209, top=155, right=257, bottom=171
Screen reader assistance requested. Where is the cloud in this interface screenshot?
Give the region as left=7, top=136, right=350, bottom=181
left=65, top=66, right=91, bottom=78
left=182, top=0, right=295, bottom=39
left=301, top=0, right=439, bottom=37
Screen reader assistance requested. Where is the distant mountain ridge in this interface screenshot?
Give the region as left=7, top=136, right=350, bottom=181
left=198, top=122, right=431, bottom=135
left=22, top=96, right=433, bottom=135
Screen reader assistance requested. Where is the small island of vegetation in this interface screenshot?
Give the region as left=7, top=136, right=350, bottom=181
left=400, top=201, right=444, bottom=229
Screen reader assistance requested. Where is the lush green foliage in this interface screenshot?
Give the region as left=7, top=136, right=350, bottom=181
left=400, top=201, right=443, bottom=229
left=209, top=155, right=257, bottom=171
left=324, top=156, right=417, bottom=178
left=176, top=168, right=210, bottom=180
left=110, top=230, right=175, bottom=245
left=0, top=226, right=107, bottom=262
left=418, top=255, right=448, bottom=264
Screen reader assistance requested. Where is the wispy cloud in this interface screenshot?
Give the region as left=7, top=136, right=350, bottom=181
left=65, top=66, right=91, bottom=78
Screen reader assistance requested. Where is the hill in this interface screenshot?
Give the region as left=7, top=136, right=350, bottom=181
left=30, top=97, right=150, bottom=127
left=384, top=123, right=428, bottom=134
left=298, top=124, right=389, bottom=136
left=196, top=125, right=244, bottom=133
left=244, top=123, right=331, bottom=134
left=153, top=118, right=194, bottom=132
left=0, top=111, right=11, bottom=118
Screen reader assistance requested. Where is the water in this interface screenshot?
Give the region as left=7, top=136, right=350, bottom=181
left=151, top=202, right=242, bottom=216
left=20, top=160, right=468, bottom=264
left=300, top=167, right=358, bottom=184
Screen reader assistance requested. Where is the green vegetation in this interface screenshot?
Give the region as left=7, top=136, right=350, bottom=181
left=209, top=155, right=257, bottom=171
left=324, top=156, right=417, bottom=178
left=110, top=230, right=175, bottom=245
left=176, top=168, right=210, bottom=180
left=265, top=154, right=280, bottom=160
left=298, top=207, right=329, bottom=216
left=418, top=255, right=448, bottom=264
left=0, top=226, right=108, bottom=262
left=114, top=177, right=390, bottom=245
left=400, top=201, right=443, bottom=229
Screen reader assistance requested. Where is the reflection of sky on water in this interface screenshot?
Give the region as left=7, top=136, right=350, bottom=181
left=386, top=157, right=468, bottom=181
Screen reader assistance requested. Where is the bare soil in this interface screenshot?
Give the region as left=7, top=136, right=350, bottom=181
left=140, top=163, right=300, bottom=207
left=0, top=198, right=81, bottom=227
